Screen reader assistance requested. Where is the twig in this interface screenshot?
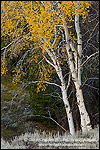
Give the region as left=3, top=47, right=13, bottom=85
left=81, top=51, right=99, bottom=67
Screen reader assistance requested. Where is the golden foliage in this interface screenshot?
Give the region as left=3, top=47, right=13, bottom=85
left=1, top=1, right=91, bottom=91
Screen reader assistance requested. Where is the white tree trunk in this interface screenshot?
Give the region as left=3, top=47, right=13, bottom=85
left=64, top=23, right=92, bottom=133
left=44, top=41, right=76, bottom=135
left=68, top=59, right=88, bottom=132
left=55, top=65, right=75, bottom=135
left=75, top=14, right=92, bottom=131
left=73, top=80, right=89, bottom=132
left=67, top=51, right=92, bottom=132
left=61, top=85, right=75, bottom=135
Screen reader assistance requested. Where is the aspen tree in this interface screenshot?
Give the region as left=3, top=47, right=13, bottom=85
left=1, top=1, right=96, bottom=135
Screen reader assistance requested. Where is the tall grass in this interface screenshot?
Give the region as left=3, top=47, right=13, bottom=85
left=1, top=126, right=99, bottom=149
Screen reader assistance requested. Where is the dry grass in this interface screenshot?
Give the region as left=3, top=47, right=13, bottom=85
left=1, top=125, right=99, bottom=149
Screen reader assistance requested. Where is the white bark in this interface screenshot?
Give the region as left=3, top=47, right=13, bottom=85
left=75, top=14, right=82, bottom=86
left=64, top=22, right=92, bottom=132
left=42, top=42, right=76, bottom=135
left=73, top=80, right=88, bottom=132
left=61, top=85, right=75, bottom=135
left=54, top=63, right=75, bottom=135
left=75, top=14, right=92, bottom=131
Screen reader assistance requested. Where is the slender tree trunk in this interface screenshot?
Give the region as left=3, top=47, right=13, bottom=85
left=74, top=13, right=92, bottom=131
left=75, top=80, right=92, bottom=130
left=61, top=84, right=75, bottom=135
left=55, top=65, right=75, bottom=135
left=77, top=57, right=92, bottom=130
left=45, top=39, right=75, bottom=135
left=69, top=66, right=87, bottom=132
left=72, top=81, right=80, bottom=132
left=64, top=20, right=92, bottom=133
left=68, top=57, right=92, bottom=132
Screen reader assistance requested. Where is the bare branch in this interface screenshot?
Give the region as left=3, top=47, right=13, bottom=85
left=21, top=114, right=68, bottom=132
left=83, top=22, right=99, bottom=50
left=30, top=81, right=61, bottom=88
left=42, top=54, right=55, bottom=68
left=11, top=80, right=61, bottom=102
left=82, top=77, right=99, bottom=88
left=81, top=51, right=99, bottom=67
left=84, top=84, right=99, bottom=90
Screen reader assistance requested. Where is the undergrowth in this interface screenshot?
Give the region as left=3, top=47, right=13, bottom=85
left=1, top=126, right=99, bottom=149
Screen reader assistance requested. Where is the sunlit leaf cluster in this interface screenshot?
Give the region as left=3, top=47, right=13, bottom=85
left=1, top=58, right=8, bottom=76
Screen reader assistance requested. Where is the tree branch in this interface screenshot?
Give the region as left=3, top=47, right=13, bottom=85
left=11, top=80, right=61, bottom=101
left=81, top=51, right=99, bottom=67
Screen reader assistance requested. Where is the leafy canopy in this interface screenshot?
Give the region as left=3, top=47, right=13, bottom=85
left=1, top=1, right=91, bottom=91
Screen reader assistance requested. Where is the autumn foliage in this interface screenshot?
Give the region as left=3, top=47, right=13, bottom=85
left=1, top=1, right=91, bottom=92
